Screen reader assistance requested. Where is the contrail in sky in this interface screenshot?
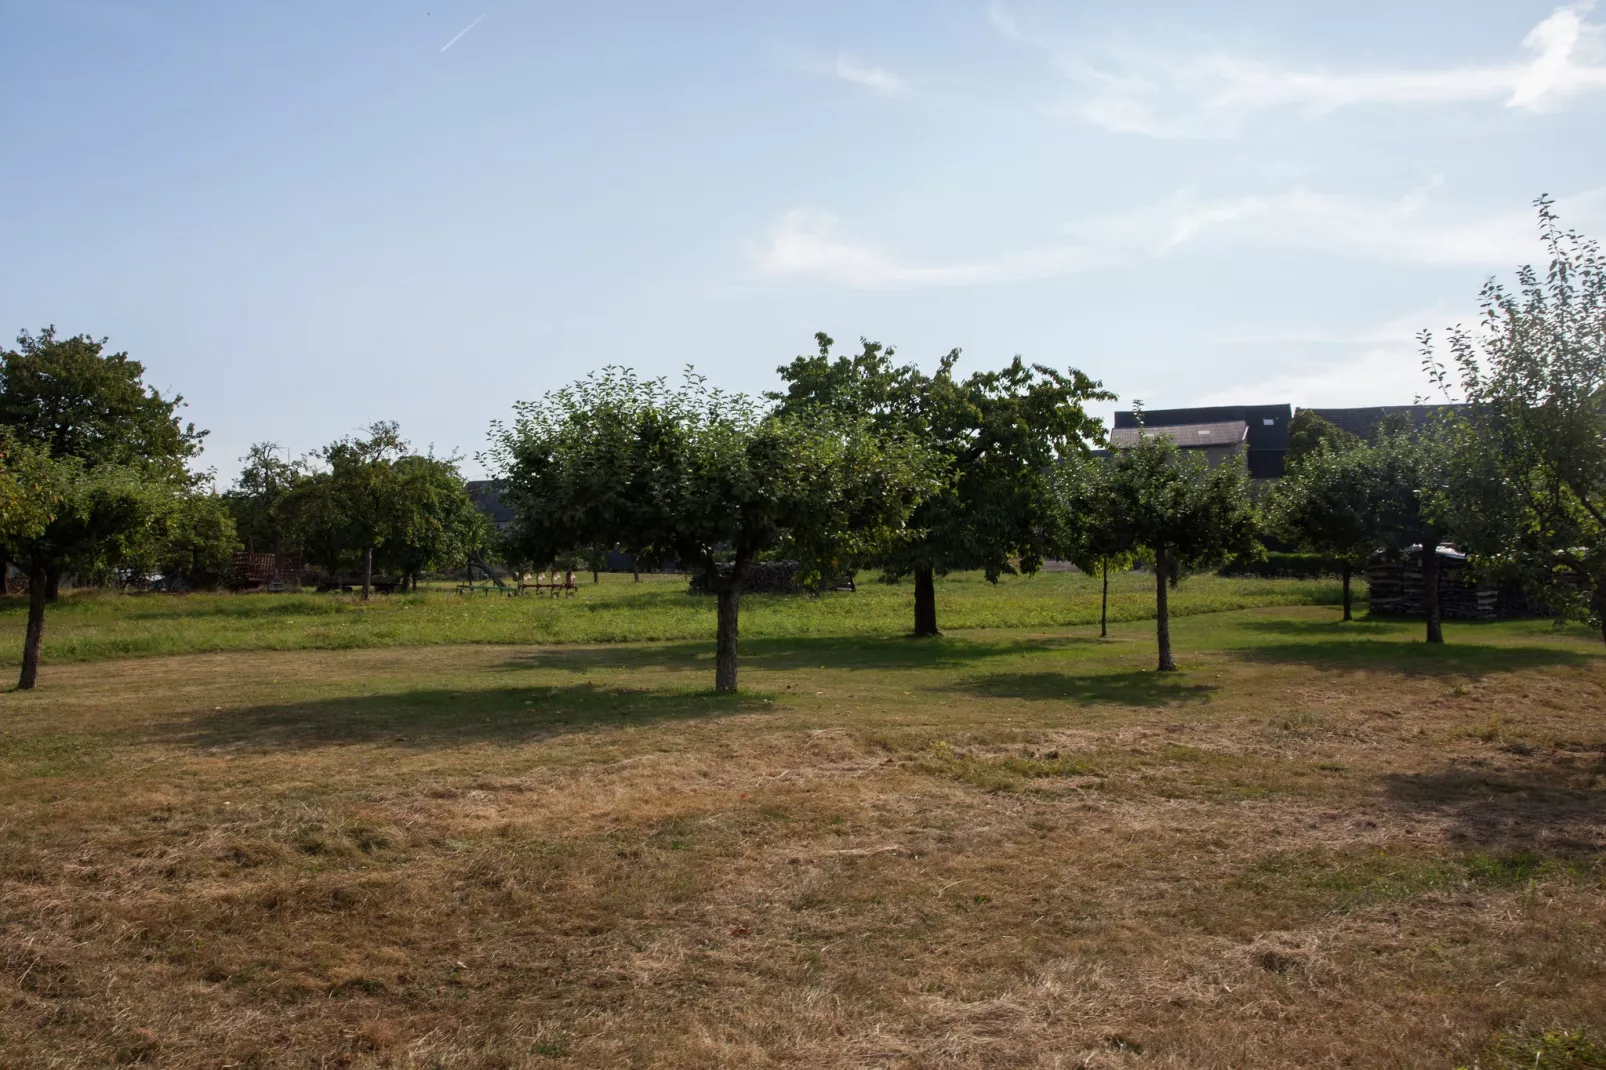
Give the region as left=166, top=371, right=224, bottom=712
left=440, top=13, right=486, bottom=52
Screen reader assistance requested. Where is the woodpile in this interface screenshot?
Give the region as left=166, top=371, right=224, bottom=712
left=230, top=552, right=303, bottom=591
left=1365, top=547, right=1544, bottom=620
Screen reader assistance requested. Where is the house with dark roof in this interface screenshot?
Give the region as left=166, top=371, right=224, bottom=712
left=1110, top=404, right=1292, bottom=478
left=464, top=479, right=514, bottom=530
left=1304, top=404, right=1462, bottom=441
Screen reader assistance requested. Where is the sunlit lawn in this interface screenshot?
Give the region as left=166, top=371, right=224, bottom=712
left=2, top=600, right=1603, bottom=1067
left=0, top=569, right=1351, bottom=666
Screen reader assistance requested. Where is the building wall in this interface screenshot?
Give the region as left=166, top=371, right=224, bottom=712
left=1114, top=404, right=1291, bottom=477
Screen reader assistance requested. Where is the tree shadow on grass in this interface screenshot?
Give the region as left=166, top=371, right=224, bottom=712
left=1234, top=639, right=1591, bottom=677
left=941, top=670, right=1217, bottom=707
left=1230, top=616, right=1407, bottom=639
left=1381, top=753, right=1606, bottom=856
left=493, top=634, right=1104, bottom=676
left=160, top=683, right=759, bottom=752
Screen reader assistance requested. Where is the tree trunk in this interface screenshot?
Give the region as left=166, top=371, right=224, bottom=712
left=45, top=565, right=60, bottom=604
left=1421, top=541, right=1443, bottom=644
left=0, top=555, right=9, bottom=596
left=913, top=566, right=939, bottom=637
left=592, top=566, right=599, bottom=584
left=19, top=559, right=48, bottom=690
left=1100, top=559, right=1109, bottom=639
left=362, top=545, right=373, bottom=601
left=713, top=555, right=751, bottom=694
left=1155, top=547, right=1176, bottom=671
left=1341, top=562, right=1353, bottom=622
left=633, top=566, right=640, bottom=583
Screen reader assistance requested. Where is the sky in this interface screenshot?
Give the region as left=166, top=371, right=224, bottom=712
left=3, top=1, right=1604, bottom=482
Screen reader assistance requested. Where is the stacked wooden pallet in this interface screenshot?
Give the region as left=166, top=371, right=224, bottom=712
left=1365, top=549, right=1528, bottom=620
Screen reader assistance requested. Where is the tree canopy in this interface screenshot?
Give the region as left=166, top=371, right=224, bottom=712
left=1284, top=410, right=1360, bottom=467
left=771, top=333, right=1111, bottom=635
left=1424, top=195, right=1606, bottom=640
left=1048, top=455, right=1137, bottom=638
left=0, top=327, right=203, bottom=476
left=1369, top=424, right=1455, bottom=643
left=0, top=329, right=204, bottom=687
left=1265, top=438, right=1379, bottom=621
left=281, top=423, right=482, bottom=596
left=1099, top=433, right=1257, bottom=670
left=224, top=443, right=306, bottom=555
left=491, top=366, right=940, bottom=691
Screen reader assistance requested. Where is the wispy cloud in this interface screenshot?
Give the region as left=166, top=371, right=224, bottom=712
left=833, top=54, right=908, bottom=95
left=1150, top=181, right=1572, bottom=266
left=995, top=2, right=1606, bottom=137
left=752, top=185, right=1606, bottom=289
left=753, top=209, right=1091, bottom=288
left=440, top=12, right=486, bottom=53
left=1192, top=339, right=1436, bottom=409
left=985, top=1, right=1026, bottom=45
left=1191, top=310, right=1455, bottom=409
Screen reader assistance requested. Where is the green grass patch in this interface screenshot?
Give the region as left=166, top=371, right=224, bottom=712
left=0, top=570, right=1351, bottom=666
left=0, top=731, right=113, bottom=779
left=1240, top=846, right=1596, bottom=917
left=1465, top=1029, right=1606, bottom=1070
left=913, top=739, right=1316, bottom=799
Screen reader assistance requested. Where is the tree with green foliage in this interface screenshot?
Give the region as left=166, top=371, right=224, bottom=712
left=0, top=445, right=171, bottom=687
left=1424, top=196, right=1606, bottom=641
left=1265, top=440, right=1380, bottom=621
left=1102, top=433, right=1257, bottom=670
left=0, top=328, right=204, bottom=687
left=771, top=333, right=1111, bottom=636
left=375, top=452, right=489, bottom=590
left=282, top=423, right=480, bottom=598
left=1369, top=424, right=1456, bottom=644
left=491, top=367, right=939, bottom=692
left=144, top=490, right=240, bottom=589
left=1284, top=410, right=1360, bottom=467
left=280, top=424, right=406, bottom=598
left=0, top=431, right=71, bottom=688
left=1049, top=455, right=1136, bottom=639
left=224, top=443, right=308, bottom=554
left=0, top=327, right=204, bottom=476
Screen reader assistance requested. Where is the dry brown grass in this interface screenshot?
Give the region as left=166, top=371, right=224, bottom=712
left=1, top=606, right=1603, bottom=1068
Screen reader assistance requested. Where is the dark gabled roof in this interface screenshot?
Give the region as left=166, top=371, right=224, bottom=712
left=1303, top=404, right=1463, bottom=441
left=1113, top=404, right=1292, bottom=452
left=1109, top=421, right=1248, bottom=449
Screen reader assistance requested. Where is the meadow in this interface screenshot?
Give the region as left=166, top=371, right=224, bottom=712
left=1, top=575, right=1604, bottom=1069
left=0, top=569, right=1345, bottom=665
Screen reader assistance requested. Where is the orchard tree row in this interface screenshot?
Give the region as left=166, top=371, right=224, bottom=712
left=489, top=197, right=1606, bottom=689
left=3, top=197, right=1601, bottom=692
left=0, top=328, right=484, bottom=688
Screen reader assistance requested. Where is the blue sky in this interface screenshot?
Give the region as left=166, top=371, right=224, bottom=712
left=3, top=1, right=1604, bottom=482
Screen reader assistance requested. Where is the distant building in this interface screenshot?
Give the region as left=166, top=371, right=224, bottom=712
left=464, top=479, right=514, bottom=530
left=1110, top=404, right=1292, bottom=478
left=1304, top=404, right=1462, bottom=441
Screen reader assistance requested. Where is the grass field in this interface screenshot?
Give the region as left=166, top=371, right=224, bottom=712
left=2, top=582, right=1605, bottom=1068
left=0, top=569, right=1346, bottom=666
